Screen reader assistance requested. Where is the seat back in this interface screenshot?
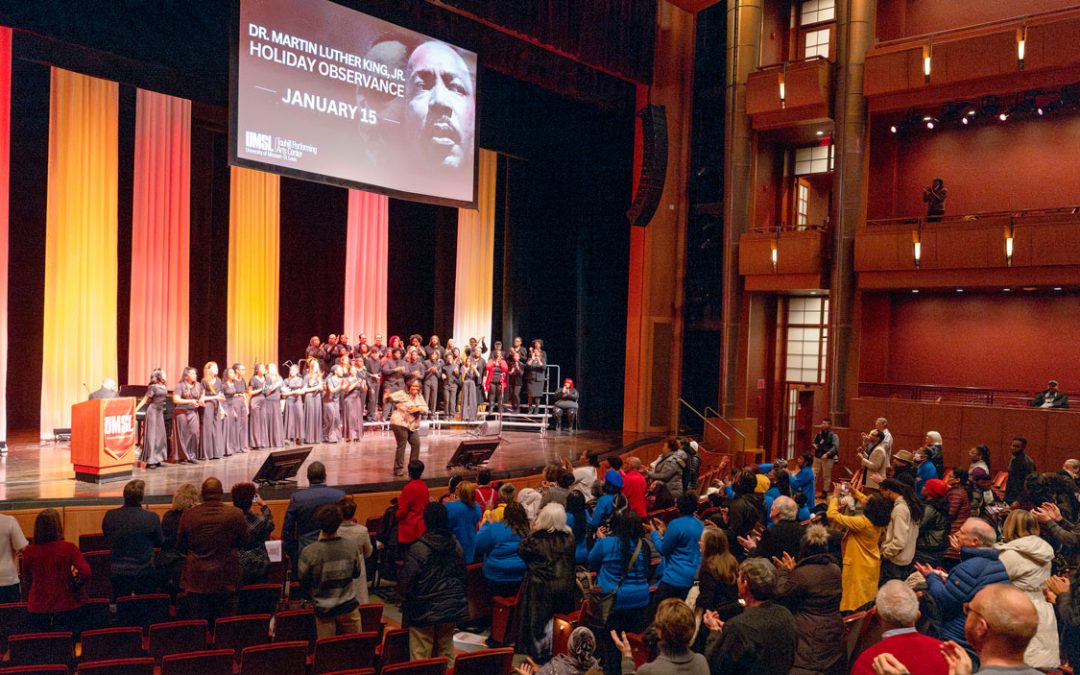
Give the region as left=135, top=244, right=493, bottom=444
left=116, top=594, right=172, bottom=630
left=78, top=533, right=109, bottom=554
left=319, top=670, right=374, bottom=675
left=239, top=641, right=308, bottom=675
left=450, top=647, right=514, bottom=675
left=79, top=627, right=145, bottom=663
left=272, top=607, right=316, bottom=649
left=239, top=584, right=281, bottom=615
left=148, top=620, right=209, bottom=662
left=380, top=657, right=448, bottom=675
left=75, top=658, right=154, bottom=675
left=845, top=608, right=884, bottom=663
left=356, top=603, right=384, bottom=637
left=82, top=552, right=112, bottom=600
left=0, top=603, right=30, bottom=652
left=0, top=666, right=70, bottom=675
left=9, top=632, right=74, bottom=667
left=311, top=632, right=378, bottom=674
left=160, top=649, right=235, bottom=675
left=464, top=563, right=491, bottom=622
left=213, top=613, right=271, bottom=658
left=378, top=628, right=411, bottom=670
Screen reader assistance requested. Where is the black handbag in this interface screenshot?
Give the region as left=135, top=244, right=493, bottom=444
left=580, top=538, right=643, bottom=628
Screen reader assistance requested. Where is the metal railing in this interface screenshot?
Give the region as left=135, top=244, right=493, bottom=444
left=866, top=205, right=1080, bottom=229
left=679, top=399, right=729, bottom=444
left=858, top=382, right=1079, bottom=409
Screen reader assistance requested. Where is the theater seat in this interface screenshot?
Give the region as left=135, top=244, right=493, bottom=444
left=0, top=603, right=30, bottom=651
left=213, top=613, right=271, bottom=659
left=116, top=594, right=171, bottom=630
left=272, top=607, right=316, bottom=650
left=77, top=533, right=109, bottom=554
left=160, top=649, right=235, bottom=675
left=377, top=628, right=410, bottom=671
left=239, top=584, right=281, bottom=615
left=82, top=552, right=112, bottom=600
left=489, top=594, right=519, bottom=646
left=450, top=647, right=514, bottom=675
left=148, top=620, right=209, bottom=663
left=379, top=657, right=448, bottom=675
left=357, top=602, right=385, bottom=639
left=75, top=658, right=154, bottom=675
left=79, top=627, right=145, bottom=663
left=310, top=632, right=378, bottom=673
left=239, top=641, right=308, bottom=675
left=319, top=670, right=374, bottom=675
left=9, top=632, right=75, bottom=668
left=0, top=666, right=70, bottom=675
left=464, top=564, right=491, bottom=623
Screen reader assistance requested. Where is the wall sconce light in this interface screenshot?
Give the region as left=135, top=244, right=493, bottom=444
left=779, top=63, right=787, bottom=109
left=770, top=240, right=778, bottom=271
left=912, top=230, right=922, bottom=268
left=923, top=44, right=932, bottom=83
left=1005, top=222, right=1015, bottom=266
left=1016, top=27, right=1027, bottom=70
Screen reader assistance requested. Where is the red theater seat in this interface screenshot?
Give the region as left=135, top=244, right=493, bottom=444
left=8, top=632, right=75, bottom=668
left=379, top=657, right=448, bottom=675
left=311, top=632, right=378, bottom=673
left=148, top=620, right=209, bottom=663
left=239, top=641, right=308, bottom=675
left=357, top=602, right=385, bottom=638
left=0, top=603, right=30, bottom=651
left=77, top=533, right=108, bottom=554
left=79, top=627, right=145, bottom=663
left=82, top=552, right=112, bottom=600
left=116, top=593, right=172, bottom=629
left=377, top=628, right=410, bottom=671
left=0, top=666, right=70, bottom=675
left=160, top=649, right=236, bottom=675
left=240, top=584, right=281, bottom=615
left=450, top=647, right=514, bottom=675
left=75, top=658, right=154, bottom=675
left=272, top=607, right=316, bottom=650
left=213, top=613, right=271, bottom=659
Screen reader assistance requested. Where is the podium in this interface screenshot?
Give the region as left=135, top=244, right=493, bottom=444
left=71, top=397, right=138, bottom=483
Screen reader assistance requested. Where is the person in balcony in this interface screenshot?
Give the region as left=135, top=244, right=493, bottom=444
left=922, top=177, right=947, bottom=222
left=1029, top=379, right=1069, bottom=409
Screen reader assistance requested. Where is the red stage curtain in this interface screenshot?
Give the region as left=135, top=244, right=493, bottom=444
left=128, top=89, right=191, bottom=387
left=0, top=27, right=9, bottom=442
left=453, top=149, right=497, bottom=344
left=343, top=189, right=388, bottom=341
left=227, top=166, right=280, bottom=368
left=40, top=68, right=119, bottom=439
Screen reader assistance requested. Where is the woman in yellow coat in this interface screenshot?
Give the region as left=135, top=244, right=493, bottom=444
left=826, top=484, right=894, bottom=612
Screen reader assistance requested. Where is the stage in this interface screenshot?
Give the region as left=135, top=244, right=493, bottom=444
left=0, top=428, right=659, bottom=508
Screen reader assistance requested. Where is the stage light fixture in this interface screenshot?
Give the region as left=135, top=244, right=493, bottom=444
left=1037, top=107, right=1044, bottom=116
left=998, top=112, right=1008, bottom=122
left=1003, top=288, right=1011, bottom=292
left=912, top=289, right=919, bottom=294
left=816, top=130, right=824, bottom=136
left=926, top=121, right=935, bottom=130
left=890, top=124, right=897, bottom=134
left=961, top=117, right=969, bottom=125
left=956, top=288, right=964, bottom=293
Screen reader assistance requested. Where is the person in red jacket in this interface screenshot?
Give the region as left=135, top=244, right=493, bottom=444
left=397, top=460, right=431, bottom=547
left=484, top=350, right=509, bottom=414
left=851, top=580, right=949, bottom=675
left=621, top=457, right=648, bottom=517
left=21, top=508, right=91, bottom=632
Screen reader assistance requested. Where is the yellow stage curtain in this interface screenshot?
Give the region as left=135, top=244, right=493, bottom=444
left=227, top=166, right=279, bottom=368
left=343, top=189, right=388, bottom=340
left=128, top=89, right=191, bottom=386
left=40, top=68, right=119, bottom=439
left=453, top=149, right=497, bottom=344
left=0, top=27, right=9, bottom=442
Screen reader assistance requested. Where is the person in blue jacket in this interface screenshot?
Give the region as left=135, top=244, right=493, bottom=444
left=913, top=448, right=938, bottom=497
left=588, top=469, right=625, bottom=531
left=566, top=491, right=590, bottom=564
left=445, top=480, right=483, bottom=564
left=588, top=509, right=653, bottom=675
left=649, top=493, right=704, bottom=605
left=788, top=453, right=816, bottom=511
left=474, top=500, right=529, bottom=598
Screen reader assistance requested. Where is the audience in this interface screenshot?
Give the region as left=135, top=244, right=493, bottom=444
left=648, top=440, right=688, bottom=508
left=773, top=525, right=844, bottom=675
left=565, top=491, right=591, bottom=564
left=589, top=509, right=653, bottom=675
left=102, top=479, right=162, bottom=597
left=914, top=447, right=938, bottom=496
left=475, top=468, right=498, bottom=512
left=570, top=452, right=602, bottom=498
left=589, top=470, right=626, bottom=530
left=995, top=510, right=1059, bottom=671
left=703, top=557, right=796, bottom=675
left=915, top=478, right=950, bottom=567
left=336, top=495, right=374, bottom=605
left=399, top=502, right=468, bottom=664
left=850, top=581, right=949, bottom=675
left=483, top=482, right=518, bottom=525
left=878, top=478, right=923, bottom=583
left=516, top=626, right=600, bottom=675
left=298, top=503, right=363, bottom=637
left=920, top=431, right=945, bottom=480
left=722, top=470, right=763, bottom=560
left=611, top=598, right=709, bottom=674
left=518, top=503, right=578, bottom=661
left=1005, top=437, right=1036, bottom=506
left=445, top=480, right=483, bottom=563
left=968, top=445, right=991, bottom=475
left=858, top=429, right=889, bottom=490
left=739, top=495, right=805, bottom=561
left=22, top=508, right=91, bottom=632
left=827, top=484, right=892, bottom=612
left=788, top=453, right=816, bottom=511
left=475, top=500, right=529, bottom=598
left=156, top=482, right=199, bottom=596
left=282, top=461, right=346, bottom=569
left=177, top=477, right=248, bottom=623
left=231, top=482, right=274, bottom=584
left=0, top=510, right=28, bottom=603
left=649, top=493, right=704, bottom=604
left=396, top=459, right=430, bottom=548
left=621, top=457, right=648, bottom=517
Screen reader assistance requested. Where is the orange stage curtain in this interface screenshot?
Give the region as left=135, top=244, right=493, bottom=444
left=128, top=89, right=191, bottom=386
left=453, top=149, right=497, bottom=345
left=343, top=190, right=389, bottom=341
left=0, top=27, right=9, bottom=442
left=40, top=68, right=119, bottom=439
left=227, top=166, right=280, bottom=369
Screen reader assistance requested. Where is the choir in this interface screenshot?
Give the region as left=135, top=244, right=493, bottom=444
left=133, top=333, right=550, bottom=468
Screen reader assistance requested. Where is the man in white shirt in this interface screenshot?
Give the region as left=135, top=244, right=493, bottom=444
left=0, top=513, right=29, bottom=603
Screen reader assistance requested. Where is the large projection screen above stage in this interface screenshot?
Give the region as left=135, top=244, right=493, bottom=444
left=231, top=0, right=478, bottom=208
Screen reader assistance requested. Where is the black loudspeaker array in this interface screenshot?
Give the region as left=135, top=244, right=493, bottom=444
left=626, top=104, right=669, bottom=227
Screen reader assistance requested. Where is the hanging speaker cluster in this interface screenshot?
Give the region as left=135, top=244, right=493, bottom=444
left=626, top=104, right=668, bottom=227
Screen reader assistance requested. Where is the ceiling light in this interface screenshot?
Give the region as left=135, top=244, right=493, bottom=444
left=912, top=289, right=919, bottom=294
left=1054, top=287, right=1063, bottom=291
left=815, top=130, right=824, bottom=136
left=957, top=288, right=964, bottom=293
left=926, top=121, right=935, bottom=130
left=1003, top=288, right=1011, bottom=292
left=1037, top=107, right=1044, bottom=116
left=998, top=112, right=1008, bottom=121
left=961, top=117, right=969, bottom=125
left=890, top=125, right=898, bottom=134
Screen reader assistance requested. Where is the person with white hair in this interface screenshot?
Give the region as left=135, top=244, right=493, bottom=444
left=517, top=503, right=577, bottom=661
left=516, top=487, right=543, bottom=522
left=920, top=431, right=945, bottom=478
left=88, top=378, right=119, bottom=400
left=850, top=580, right=949, bottom=675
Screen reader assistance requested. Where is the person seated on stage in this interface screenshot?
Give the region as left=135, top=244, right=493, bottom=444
left=177, top=477, right=248, bottom=623
left=88, top=377, right=119, bottom=400
left=22, top=508, right=91, bottom=633
left=102, top=479, right=162, bottom=598
left=1030, top=379, right=1069, bottom=409
left=282, top=462, right=346, bottom=571
left=552, top=378, right=580, bottom=433
left=298, top=504, right=363, bottom=638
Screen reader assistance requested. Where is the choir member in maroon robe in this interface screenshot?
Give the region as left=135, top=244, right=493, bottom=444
left=171, top=367, right=203, bottom=464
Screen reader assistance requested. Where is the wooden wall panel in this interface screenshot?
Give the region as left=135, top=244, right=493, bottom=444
left=935, top=31, right=1016, bottom=84
left=1025, top=18, right=1080, bottom=71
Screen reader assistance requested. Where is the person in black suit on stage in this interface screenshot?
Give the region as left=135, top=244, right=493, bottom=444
left=88, top=378, right=119, bottom=400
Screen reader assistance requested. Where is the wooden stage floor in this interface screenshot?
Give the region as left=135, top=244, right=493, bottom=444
left=0, top=428, right=657, bottom=507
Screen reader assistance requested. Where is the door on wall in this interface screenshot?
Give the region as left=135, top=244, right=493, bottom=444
left=783, top=385, right=816, bottom=457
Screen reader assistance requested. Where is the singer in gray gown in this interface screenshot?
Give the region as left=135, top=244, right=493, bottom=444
left=265, top=365, right=285, bottom=447
left=322, top=366, right=343, bottom=443
left=171, top=369, right=202, bottom=463
left=303, top=368, right=324, bottom=444
left=248, top=365, right=269, bottom=449
left=283, top=366, right=304, bottom=443
left=137, top=369, right=168, bottom=467
left=342, top=364, right=366, bottom=441
left=200, top=368, right=226, bottom=460
left=222, top=369, right=246, bottom=455
left=461, top=354, right=482, bottom=421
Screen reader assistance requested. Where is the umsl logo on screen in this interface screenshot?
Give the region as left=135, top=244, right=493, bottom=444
left=246, top=131, right=273, bottom=152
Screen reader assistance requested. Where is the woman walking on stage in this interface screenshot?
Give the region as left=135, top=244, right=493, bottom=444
left=265, top=363, right=285, bottom=447
left=507, top=350, right=525, bottom=413
left=282, top=363, right=305, bottom=444
left=343, top=360, right=366, bottom=441
left=136, top=368, right=168, bottom=469
left=200, top=361, right=226, bottom=460
left=461, top=349, right=482, bottom=421
left=323, top=364, right=344, bottom=443
left=171, top=367, right=203, bottom=464
left=390, top=378, right=429, bottom=476
left=440, top=351, right=460, bottom=417
left=302, top=358, right=324, bottom=444
left=222, top=367, right=246, bottom=455
left=248, top=363, right=269, bottom=450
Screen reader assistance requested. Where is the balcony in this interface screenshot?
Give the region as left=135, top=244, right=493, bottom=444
left=864, top=7, right=1080, bottom=112
left=739, top=226, right=828, bottom=291
left=746, top=57, right=833, bottom=130
left=854, top=206, right=1080, bottom=288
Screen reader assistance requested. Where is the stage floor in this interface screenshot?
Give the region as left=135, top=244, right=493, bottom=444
left=0, top=428, right=657, bottom=507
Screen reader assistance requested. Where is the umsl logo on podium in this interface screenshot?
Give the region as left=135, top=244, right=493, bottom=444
left=103, top=398, right=136, bottom=460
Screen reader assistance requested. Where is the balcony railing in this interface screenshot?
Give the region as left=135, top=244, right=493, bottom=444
left=866, top=206, right=1080, bottom=230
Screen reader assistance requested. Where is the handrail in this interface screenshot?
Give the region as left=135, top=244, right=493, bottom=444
left=703, top=406, right=747, bottom=444
left=749, top=223, right=829, bottom=235
left=866, top=206, right=1080, bottom=229
left=858, top=381, right=1080, bottom=409
left=679, top=399, right=729, bottom=443
left=755, top=55, right=831, bottom=72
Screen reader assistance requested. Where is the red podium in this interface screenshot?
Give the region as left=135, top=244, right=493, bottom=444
left=71, top=397, right=138, bottom=483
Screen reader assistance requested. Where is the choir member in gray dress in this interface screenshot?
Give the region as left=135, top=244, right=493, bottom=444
left=200, top=361, right=226, bottom=460
left=323, top=365, right=344, bottom=443
left=361, top=344, right=381, bottom=421
left=302, top=360, right=324, bottom=444
left=283, top=364, right=305, bottom=443
left=461, top=351, right=482, bottom=421
left=525, top=347, right=547, bottom=414
left=171, top=367, right=203, bottom=463
left=233, top=363, right=250, bottom=449
left=222, top=367, right=246, bottom=455
left=136, top=368, right=168, bottom=468
left=440, top=353, right=460, bottom=416
left=507, top=350, right=525, bottom=412
left=421, top=354, right=440, bottom=414
left=265, top=363, right=285, bottom=447
left=381, top=347, right=408, bottom=421
left=342, top=361, right=366, bottom=441
left=248, top=363, right=269, bottom=449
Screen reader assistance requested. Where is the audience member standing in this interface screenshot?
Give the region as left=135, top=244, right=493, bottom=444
left=397, top=460, right=430, bottom=548
left=0, top=511, right=28, bottom=603
left=648, top=440, right=688, bottom=507
left=178, top=478, right=248, bottom=623
left=156, top=483, right=199, bottom=597
left=518, top=503, right=578, bottom=662
left=475, top=501, right=529, bottom=598
left=858, top=430, right=889, bottom=490
left=916, top=478, right=951, bottom=567
left=789, top=453, right=817, bottom=510
left=335, top=496, right=373, bottom=606
left=649, top=493, right=704, bottom=604
left=620, top=457, right=648, bottom=517
left=22, top=509, right=91, bottom=633
left=610, top=599, right=709, bottom=674
left=400, top=502, right=468, bottom=664
left=878, top=478, right=923, bottom=583
left=826, top=485, right=892, bottom=612
left=774, top=525, right=845, bottom=675
left=231, top=482, right=274, bottom=585
left=282, top=462, right=345, bottom=570
left=995, top=510, right=1059, bottom=671
left=102, top=479, right=162, bottom=597
left=588, top=510, right=653, bottom=675
left=811, top=418, right=839, bottom=498
left=739, top=495, right=806, bottom=561
left=850, top=581, right=949, bottom=675
left=1005, top=437, right=1037, bottom=505
left=445, top=481, right=482, bottom=564
left=298, top=504, right=363, bottom=638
